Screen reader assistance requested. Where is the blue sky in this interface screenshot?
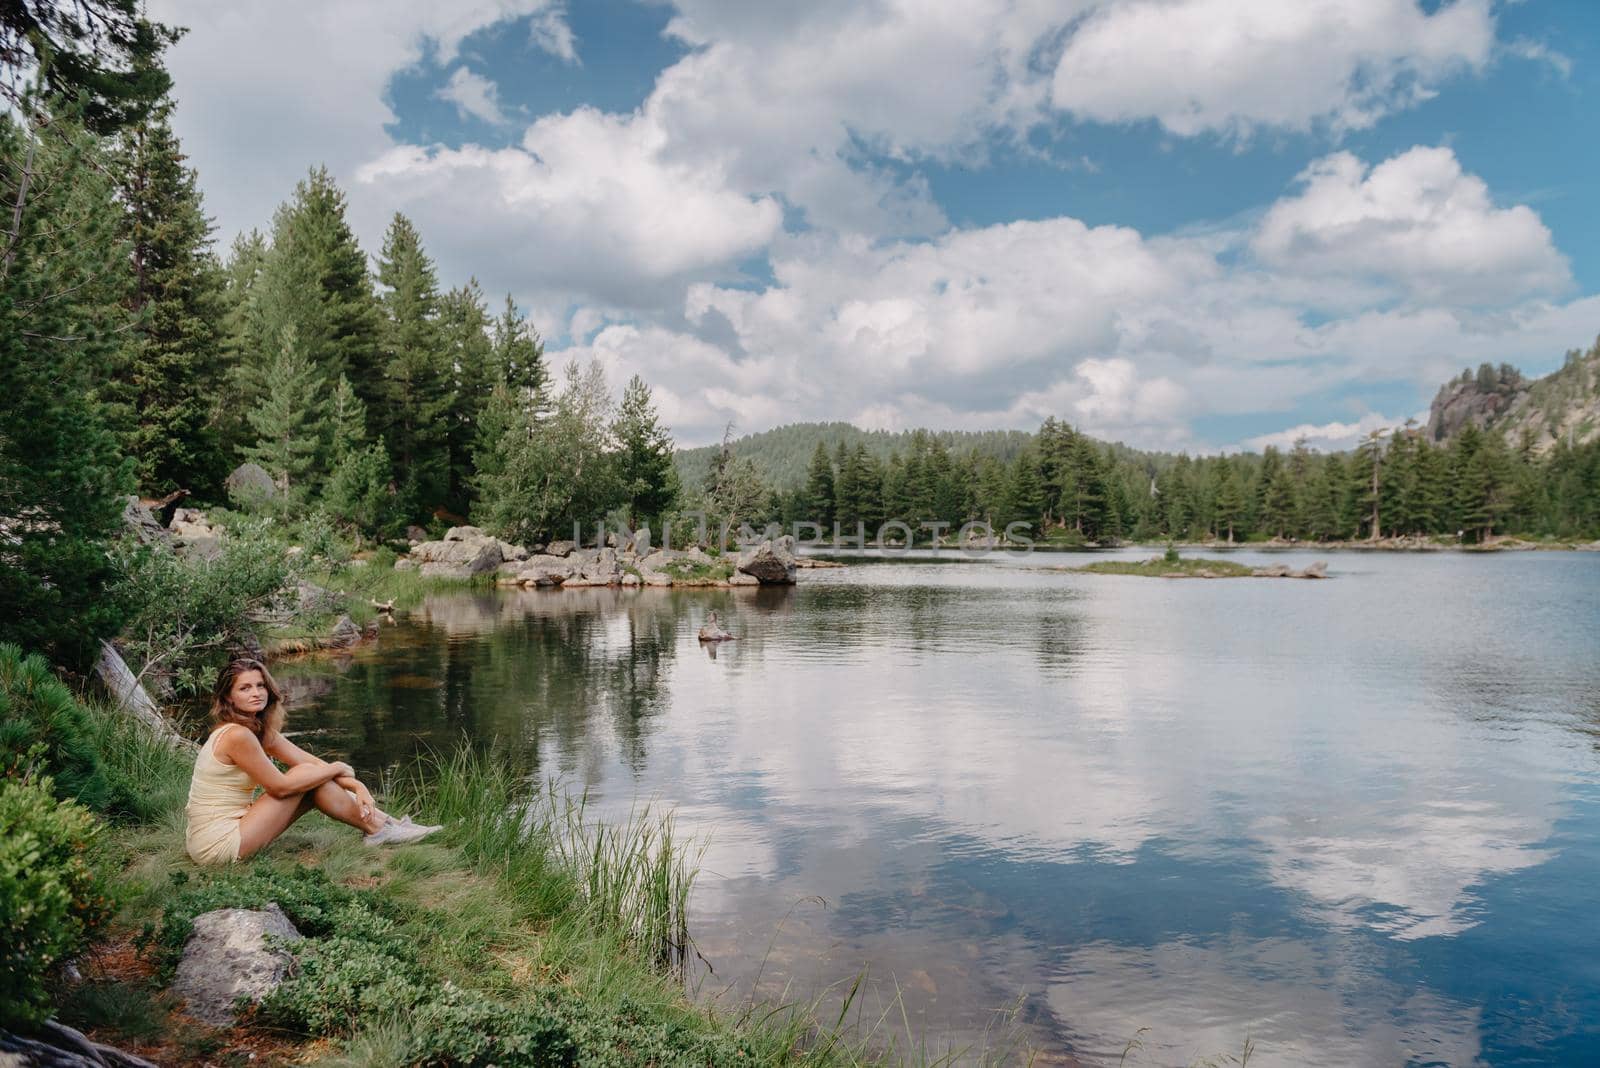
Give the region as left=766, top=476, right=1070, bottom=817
left=156, top=0, right=1600, bottom=451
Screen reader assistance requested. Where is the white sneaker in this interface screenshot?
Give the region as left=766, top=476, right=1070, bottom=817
left=363, top=817, right=439, bottom=846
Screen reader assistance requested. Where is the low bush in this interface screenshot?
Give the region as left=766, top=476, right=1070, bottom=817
left=0, top=643, right=111, bottom=811
left=109, top=517, right=294, bottom=696
left=0, top=777, right=114, bottom=1028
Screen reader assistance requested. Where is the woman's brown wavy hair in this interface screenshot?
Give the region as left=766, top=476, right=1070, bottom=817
left=210, top=658, right=286, bottom=740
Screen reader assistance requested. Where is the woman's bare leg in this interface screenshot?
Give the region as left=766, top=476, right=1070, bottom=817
left=238, top=781, right=385, bottom=858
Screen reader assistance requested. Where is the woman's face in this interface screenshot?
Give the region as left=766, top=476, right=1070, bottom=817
left=231, top=669, right=270, bottom=714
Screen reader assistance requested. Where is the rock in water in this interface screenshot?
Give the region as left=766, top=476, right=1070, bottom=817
left=698, top=611, right=735, bottom=642
left=734, top=536, right=798, bottom=585
left=171, top=905, right=303, bottom=1027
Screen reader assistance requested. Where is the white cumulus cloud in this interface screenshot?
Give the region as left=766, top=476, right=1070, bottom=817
left=1253, top=146, right=1570, bottom=303
left=1051, top=0, right=1496, bottom=137
left=437, top=66, right=511, bottom=126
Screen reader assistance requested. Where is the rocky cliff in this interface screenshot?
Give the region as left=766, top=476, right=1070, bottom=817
left=1426, top=338, right=1600, bottom=454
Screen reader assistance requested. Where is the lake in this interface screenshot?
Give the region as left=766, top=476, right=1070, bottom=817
left=275, top=548, right=1600, bottom=1066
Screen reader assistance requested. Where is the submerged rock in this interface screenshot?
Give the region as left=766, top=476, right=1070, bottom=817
left=171, top=905, right=302, bottom=1027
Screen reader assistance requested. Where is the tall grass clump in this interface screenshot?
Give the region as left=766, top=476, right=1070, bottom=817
left=388, top=747, right=700, bottom=974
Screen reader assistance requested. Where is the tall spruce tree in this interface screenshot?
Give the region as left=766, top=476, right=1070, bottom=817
left=0, top=113, right=134, bottom=667
left=242, top=326, right=329, bottom=502
left=251, top=167, right=381, bottom=410
left=375, top=213, right=451, bottom=516
left=111, top=99, right=227, bottom=495
left=801, top=440, right=836, bottom=528
left=438, top=279, right=493, bottom=513
left=611, top=375, right=679, bottom=530
left=491, top=294, right=547, bottom=398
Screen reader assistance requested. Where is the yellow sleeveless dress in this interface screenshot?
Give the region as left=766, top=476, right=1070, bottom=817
left=185, top=724, right=259, bottom=864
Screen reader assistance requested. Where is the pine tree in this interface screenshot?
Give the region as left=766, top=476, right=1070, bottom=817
left=1262, top=465, right=1299, bottom=539
left=1214, top=462, right=1244, bottom=542
left=611, top=375, right=679, bottom=529
left=1000, top=448, right=1046, bottom=535
left=801, top=440, right=836, bottom=528
left=253, top=167, right=381, bottom=407
left=0, top=113, right=135, bottom=667
left=110, top=99, right=227, bottom=495
left=375, top=213, right=451, bottom=517
left=491, top=294, right=546, bottom=399
left=438, top=279, right=493, bottom=513
left=1350, top=431, right=1386, bottom=539
left=242, top=326, right=330, bottom=502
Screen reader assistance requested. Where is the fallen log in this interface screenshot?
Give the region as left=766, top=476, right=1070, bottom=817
left=94, top=641, right=196, bottom=752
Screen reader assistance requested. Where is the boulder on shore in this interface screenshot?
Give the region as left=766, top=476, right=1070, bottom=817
left=171, top=905, right=303, bottom=1027
left=411, top=536, right=502, bottom=577
left=224, top=462, right=276, bottom=510
left=734, top=536, right=798, bottom=585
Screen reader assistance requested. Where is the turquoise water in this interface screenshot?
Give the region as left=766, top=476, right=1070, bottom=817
left=279, top=550, right=1600, bottom=1065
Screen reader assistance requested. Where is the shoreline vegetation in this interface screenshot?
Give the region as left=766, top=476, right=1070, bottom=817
left=5, top=642, right=1041, bottom=1066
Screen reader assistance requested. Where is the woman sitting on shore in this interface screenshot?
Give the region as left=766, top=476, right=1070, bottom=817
left=185, top=658, right=437, bottom=865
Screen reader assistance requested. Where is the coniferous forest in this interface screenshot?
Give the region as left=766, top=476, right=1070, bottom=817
left=4, top=0, right=1600, bottom=675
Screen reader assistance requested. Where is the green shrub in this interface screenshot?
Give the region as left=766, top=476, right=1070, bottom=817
left=294, top=509, right=353, bottom=567
left=145, top=865, right=406, bottom=979
left=0, top=777, right=113, bottom=1028
left=0, top=643, right=112, bottom=811
left=109, top=517, right=294, bottom=696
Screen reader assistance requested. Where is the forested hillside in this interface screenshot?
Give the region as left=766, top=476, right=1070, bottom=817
left=680, top=366, right=1600, bottom=545
left=675, top=423, right=1036, bottom=488
left=1428, top=341, right=1600, bottom=453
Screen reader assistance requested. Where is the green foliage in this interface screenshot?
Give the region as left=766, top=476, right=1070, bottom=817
left=439, top=280, right=495, bottom=513
left=375, top=213, right=451, bottom=516
left=292, top=509, right=352, bottom=567
left=0, top=114, right=134, bottom=669
left=242, top=325, right=332, bottom=501
left=474, top=361, right=621, bottom=545
left=611, top=375, right=680, bottom=529
left=0, top=777, right=113, bottom=1028
left=0, top=1, right=180, bottom=134
left=0, top=643, right=112, bottom=811
left=109, top=99, right=228, bottom=497
left=109, top=518, right=293, bottom=695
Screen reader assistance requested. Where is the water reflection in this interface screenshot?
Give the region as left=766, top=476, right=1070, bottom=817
left=280, top=552, right=1600, bottom=1065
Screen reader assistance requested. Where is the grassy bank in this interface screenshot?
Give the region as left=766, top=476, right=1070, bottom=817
left=1067, top=555, right=1257, bottom=578
left=32, top=686, right=1033, bottom=1066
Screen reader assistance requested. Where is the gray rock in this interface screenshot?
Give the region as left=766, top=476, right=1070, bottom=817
left=328, top=615, right=364, bottom=649
left=411, top=539, right=501, bottom=575
left=642, top=570, right=673, bottom=587
left=621, top=572, right=641, bottom=587
left=121, top=496, right=171, bottom=545
left=395, top=557, right=418, bottom=571
left=1252, top=564, right=1292, bottom=578
left=735, top=536, right=798, bottom=585
left=296, top=582, right=339, bottom=615
left=544, top=539, right=576, bottom=558
left=224, top=463, right=276, bottom=510
left=1297, top=561, right=1329, bottom=579
left=405, top=524, right=429, bottom=543
left=497, top=540, right=530, bottom=562
left=729, top=570, right=760, bottom=586
left=171, top=905, right=302, bottom=1027
left=444, top=525, right=488, bottom=543
left=578, top=547, right=621, bottom=584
